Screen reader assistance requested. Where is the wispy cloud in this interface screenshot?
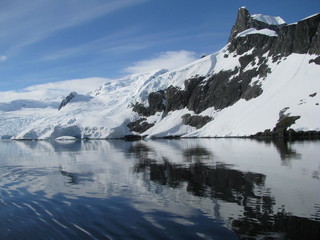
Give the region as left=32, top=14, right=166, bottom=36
left=40, top=26, right=145, bottom=61
left=0, top=55, right=7, bottom=61
left=124, top=50, right=198, bottom=74
left=0, top=77, right=108, bottom=102
left=0, top=0, right=149, bottom=55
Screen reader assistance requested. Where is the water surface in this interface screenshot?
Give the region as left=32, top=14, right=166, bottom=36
left=0, top=139, right=319, bottom=239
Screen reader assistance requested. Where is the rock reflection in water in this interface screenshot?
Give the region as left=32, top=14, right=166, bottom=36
left=256, top=139, right=301, bottom=166
left=130, top=140, right=320, bottom=240
left=59, top=166, right=94, bottom=185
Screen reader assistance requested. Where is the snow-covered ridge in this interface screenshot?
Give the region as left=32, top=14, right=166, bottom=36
left=251, top=14, right=286, bottom=25
left=302, top=13, right=320, bottom=21
left=236, top=28, right=278, bottom=38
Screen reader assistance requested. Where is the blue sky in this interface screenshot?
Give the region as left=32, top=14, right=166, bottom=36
left=0, top=0, right=319, bottom=92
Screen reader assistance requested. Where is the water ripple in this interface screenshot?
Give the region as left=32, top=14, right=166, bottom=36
left=0, top=139, right=319, bottom=239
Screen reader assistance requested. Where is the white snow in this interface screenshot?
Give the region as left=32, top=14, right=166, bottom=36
left=302, top=13, right=319, bottom=21
left=144, top=109, right=196, bottom=138
left=55, top=136, right=77, bottom=141
left=251, top=14, right=286, bottom=25
left=236, top=28, right=278, bottom=38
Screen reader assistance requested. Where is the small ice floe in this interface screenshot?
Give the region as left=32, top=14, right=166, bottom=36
left=55, top=136, right=78, bottom=141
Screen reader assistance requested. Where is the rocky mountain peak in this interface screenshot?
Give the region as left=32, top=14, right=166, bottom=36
left=228, top=8, right=320, bottom=57
left=228, top=7, right=251, bottom=42
left=228, top=7, right=285, bottom=42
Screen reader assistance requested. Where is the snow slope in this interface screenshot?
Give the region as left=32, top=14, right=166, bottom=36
left=251, top=14, right=286, bottom=25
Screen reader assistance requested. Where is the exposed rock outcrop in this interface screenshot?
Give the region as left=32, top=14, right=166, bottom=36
left=132, top=90, right=165, bottom=117
left=309, top=56, right=320, bottom=65
left=228, top=7, right=283, bottom=42
left=148, top=90, right=166, bottom=114
left=229, top=8, right=320, bottom=56
left=249, top=108, right=317, bottom=140
left=181, top=114, right=212, bottom=129
left=58, top=92, right=77, bottom=111
left=228, top=33, right=277, bottom=56
left=127, top=118, right=154, bottom=133
left=272, top=110, right=301, bottom=138
left=164, top=86, right=189, bottom=114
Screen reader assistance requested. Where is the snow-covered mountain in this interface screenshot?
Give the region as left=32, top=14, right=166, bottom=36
left=1, top=7, right=320, bottom=140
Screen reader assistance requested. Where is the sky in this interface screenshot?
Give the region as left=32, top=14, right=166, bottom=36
left=0, top=0, right=319, bottom=97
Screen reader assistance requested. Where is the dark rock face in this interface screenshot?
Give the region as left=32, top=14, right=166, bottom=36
left=148, top=90, right=166, bottom=114
left=132, top=90, right=165, bottom=117
left=229, top=33, right=277, bottom=56
left=132, top=103, right=150, bottom=116
left=58, top=92, right=77, bottom=111
left=309, top=56, right=320, bottom=65
left=201, top=69, right=262, bottom=113
left=310, top=23, right=320, bottom=54
left=185, top=68, right=263, bottom=113
left=181, top=114, right=212, bottom=129
left=229, top=8, right=320, bottom=56
left=190, top=70, right=243, bottom=112
left=127, top=118, right=154, bottom=133
left=164, top=86, right=189, bottom=113
left=270, top=13, right=320, bottom=55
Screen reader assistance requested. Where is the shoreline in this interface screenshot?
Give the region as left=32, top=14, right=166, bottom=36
left=4, top=129, right=320, bottom=142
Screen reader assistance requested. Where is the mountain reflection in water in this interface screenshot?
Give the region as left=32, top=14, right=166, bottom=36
left=129, top=140, right=320, bottom=239
left=0, top=139, right=319, bottom=239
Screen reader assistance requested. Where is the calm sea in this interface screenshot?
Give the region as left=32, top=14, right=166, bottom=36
left=0, top=139, right=319, bottom=239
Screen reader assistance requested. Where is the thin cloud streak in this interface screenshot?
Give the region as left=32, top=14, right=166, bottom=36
left=40, top=26, right=145, bottom=61
left=39, top=26, right=222, bottom=62
left=1, top=0, right=149, bottom=55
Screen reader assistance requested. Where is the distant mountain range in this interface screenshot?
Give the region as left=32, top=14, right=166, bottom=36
left=1, top=7, right=320, bottom=140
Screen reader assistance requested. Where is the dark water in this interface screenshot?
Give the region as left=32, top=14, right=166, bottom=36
left=0, top=139, right=319, bottom=240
